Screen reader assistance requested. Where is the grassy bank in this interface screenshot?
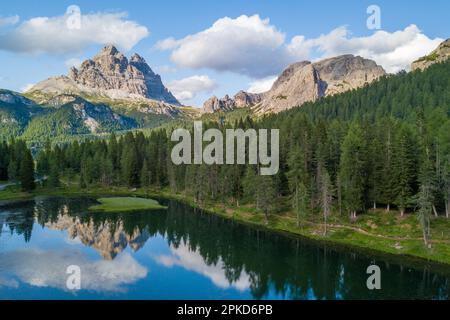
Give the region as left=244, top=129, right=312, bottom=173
left=88, top=197, right=166, bottom=212
left=1, top=183, right=449, bottom=266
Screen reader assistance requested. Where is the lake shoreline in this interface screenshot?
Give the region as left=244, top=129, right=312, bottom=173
left=1, top=185, right=450, bottom=268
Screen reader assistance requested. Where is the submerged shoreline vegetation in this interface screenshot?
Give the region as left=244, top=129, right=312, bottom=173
left=1, top=61, right=450, bottom=266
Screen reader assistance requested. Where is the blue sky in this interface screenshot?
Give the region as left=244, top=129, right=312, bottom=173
left=0, top=0, right=448, bottom=107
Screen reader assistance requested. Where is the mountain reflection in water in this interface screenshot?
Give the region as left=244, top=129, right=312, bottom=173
left=0, top=196, right=449, bottom=299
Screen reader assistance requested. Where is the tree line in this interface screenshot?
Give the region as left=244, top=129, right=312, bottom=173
left=2, top=60, right=450, bottom=246
left=0, top=139, right=35, bottom=191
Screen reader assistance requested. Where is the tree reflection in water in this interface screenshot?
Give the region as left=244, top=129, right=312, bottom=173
left=0, top=197, right=449, bottom=299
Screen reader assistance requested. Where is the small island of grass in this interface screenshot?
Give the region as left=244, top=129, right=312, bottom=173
left=89, top=197, right=167, bottom=212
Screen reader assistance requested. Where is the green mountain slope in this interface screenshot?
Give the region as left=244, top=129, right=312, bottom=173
left=0, top=89, right=44, bottom=140
left=277, top=60, right=450, bottom=123
left=21, top=96, right=138, bottom=142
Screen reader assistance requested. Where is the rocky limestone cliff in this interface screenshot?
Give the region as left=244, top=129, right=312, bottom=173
left=412, top=39, right=450, bottom=71
left=255, top=54, right=386, bottom=114
left=203, top=90, right=263, bottom=113
left=257, top=62, right=323, bottom=114
left=28, top=45, right=180, bottom=109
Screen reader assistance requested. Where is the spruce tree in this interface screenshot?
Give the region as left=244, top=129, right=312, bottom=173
left=339, top=122, right=368, bottom=219
left=392, top=125, right=416, bottom=216
left=140, top=159, right=151, bottom=192
left=319, top=166, right=333, bottom=235
left=47, top=158, right=60, bottom=187
left=416, top=184, right=433, bottom=247
left=256, top=175, right=277, bottom=225
left=20, top=148, right=35, bottom=191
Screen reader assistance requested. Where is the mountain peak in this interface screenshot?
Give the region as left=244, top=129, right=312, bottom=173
left=412, top=38, right=450, bottom=71
left=203, top=55, right=386, bottom=114
left=130, top=53, right=145, bottom=63
left=256, top=54, right=385, bottom=113
left=30, top=46, right=180, bottom=105
left=99, top=44, right=119, bottom=56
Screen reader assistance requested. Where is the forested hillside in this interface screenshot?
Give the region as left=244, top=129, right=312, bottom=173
left=3, top=60, right=450, bottom=247
left=0, top=90, right=44, bottom=140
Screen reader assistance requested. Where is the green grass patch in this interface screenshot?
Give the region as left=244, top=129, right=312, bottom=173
left=88, top=197, right=166, bottom=212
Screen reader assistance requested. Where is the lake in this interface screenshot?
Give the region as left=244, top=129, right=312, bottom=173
left=0, top=196, right=448, bottom=299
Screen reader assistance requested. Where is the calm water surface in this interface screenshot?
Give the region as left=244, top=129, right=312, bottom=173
left=0, top=196, right=449, bottom=299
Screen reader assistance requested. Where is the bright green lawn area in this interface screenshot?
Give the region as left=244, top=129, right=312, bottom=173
left=88, top=197, right=166, bottom=212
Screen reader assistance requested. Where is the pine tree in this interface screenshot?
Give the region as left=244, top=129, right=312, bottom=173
left=0, top=141, right=9, bottom=180
left=339, top=123, right=368, bottom=219
left=319, top=166, right=333, bottom=235
left=392, top=125, right=417, bottom=216
left=243, top=166, right=258, bottom=204
left=47, top=157, right=60, bottom=187
left=121, top=141, right=139, bottom=187
left=100, top=156, right=114, bottom=187
left=380, top=119, right=397, bottom=211
left=291, top=182, right=309, bottom=228
left=140, top=159, right=151, bottom=194
left=256, top=175, right=277, bottom=225
left=416, top=184, right=433, bottom=247
left=20, top=148, right=35, bottom=191
left=287, top=143, right=310, bottom=226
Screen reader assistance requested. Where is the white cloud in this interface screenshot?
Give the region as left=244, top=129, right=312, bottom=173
left=0, top=249, right=148, bottom=292
left=155, top=243, right=250, bottom=291
left=292, top=24, right=443, bottom=73
left=20, top=83, right=35, bottom=93
left=157, top=15, right=442, bottom=77
left=156, top=15, right=287, bottom=78
left=247, top=76, right=277, bottom=93
left=65, top=58, right=82, bottom=68
left=167, top=75, right=217, bottom=102
left=0, top=12, right=148, bottom=54
left=0, top=15, right=19, bottom=27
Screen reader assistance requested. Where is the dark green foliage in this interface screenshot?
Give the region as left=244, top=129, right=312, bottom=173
left=26, top=61, right=450, bottom=249
left=19, top=147, right=35, bottom=191
left=22, top=99, right=138, bottom=142
left=339, top=123, right=368, bottom=218
left=0, top=141, right=10, bottom=180
left=0, top=89, right=44, bottom=140
left=0, top=140, right=36, bottom=191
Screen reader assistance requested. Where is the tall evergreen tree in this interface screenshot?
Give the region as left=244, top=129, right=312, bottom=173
left=319, top=166, right=333, bottom=235
left=416, top=184, right=433, bottom=246
left=392, top=125, right=417, bottom=216
left=339, top=123, right=368, bottom=219
left=47, top=157, right=60, bottom=187
left=20, top=148, right=35, bottom=191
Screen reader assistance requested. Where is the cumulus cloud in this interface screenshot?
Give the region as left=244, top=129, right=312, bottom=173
left=157, top=14, right=442, bottom=77
left=0, top=12, right=148, bottom=54
left=156, top=15, right=287, bottom=78
left=167, top=75, right=217, bottom=101
left=293, top=24, right=443, bottom=73
left=0, top=15, right=20, bottom=27
left=155, top=243, right=250, bottom=291
left=65, top=58, right=82, bottom=68
left=247, top=76, right=277, bottom=93
left=0, top=249, right=148, bottom=292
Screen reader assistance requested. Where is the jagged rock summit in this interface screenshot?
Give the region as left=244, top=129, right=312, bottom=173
left=256, top=54, right=386, bottom=114
left=203, top=54, right=386, bottom=114
left=412, top=38, right=450, bottom=71
left=29, top=45, right=180, bottom=105
left=203, top=90, right=263, bottom=113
